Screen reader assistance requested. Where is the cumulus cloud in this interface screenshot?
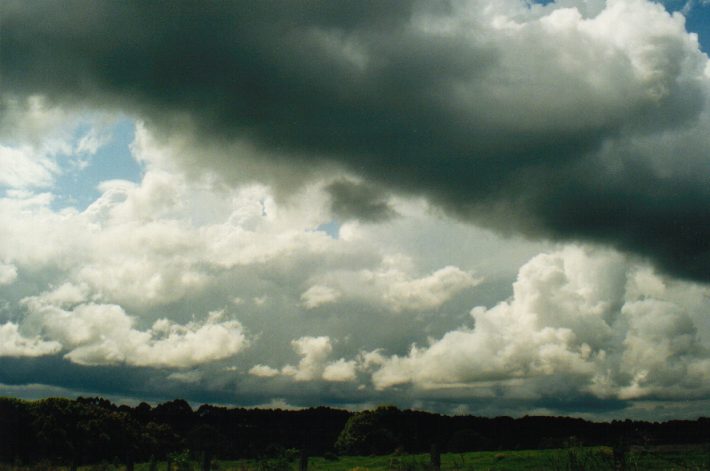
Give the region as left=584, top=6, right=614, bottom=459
left=0, top=129, right=342, bottom=309
left=249, top=364, right=280, bottom=378
left=322, top=358, right=358, bottom=382
left=282, top=336, right=334, bottom=382
left=307, top=255, right=480, bottom=312
left=0, top=119, right=481, bottom=325
left=0, top=322, right=61, bottom=357
left=3, top=0, right=710, bottom=281
left=301, top=285, right=342, bottom=310
left=381, top=264, right=482, bottom=312
left=0, top=263, right=17, bottom=285
left=369, top=246, right=710, bottom=402
left=277, top=336, right=359, bottom=383
left=0, top=115, right=523, bottom=393
left=20, top=297, right=248, bottom=368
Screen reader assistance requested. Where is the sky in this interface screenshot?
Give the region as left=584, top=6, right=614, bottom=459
left=1, top=0, right=710, bottom=420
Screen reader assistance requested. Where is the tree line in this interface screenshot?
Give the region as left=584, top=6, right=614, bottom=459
left=0, top=397, right=708, bottom=467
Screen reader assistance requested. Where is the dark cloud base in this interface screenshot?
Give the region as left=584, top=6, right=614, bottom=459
left=0, top=356, right=155, bottom=399
left=3, top=1, right=710, bottom=281
left=0, top=355, right=616, bottom=416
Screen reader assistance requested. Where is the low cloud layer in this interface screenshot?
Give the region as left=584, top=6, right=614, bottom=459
left=3, top=0, right=710, bottom=281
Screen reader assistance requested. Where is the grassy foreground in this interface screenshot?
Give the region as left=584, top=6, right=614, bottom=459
left=220, top=445, right=710, bottom=470
left=3, top=445, right=709, bottom=470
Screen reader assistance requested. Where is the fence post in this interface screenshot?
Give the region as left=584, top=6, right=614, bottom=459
left=299, top=448, right=308, bottom=471
left=431, top=443, right=441, bottom=471
left=202, top=450, right=212, bottom=471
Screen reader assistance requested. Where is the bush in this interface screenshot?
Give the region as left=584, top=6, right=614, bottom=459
left=335, top=406, right=402, bottom=455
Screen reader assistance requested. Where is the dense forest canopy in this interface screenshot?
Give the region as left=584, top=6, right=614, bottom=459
left=1, top=397, right=708, bottom=466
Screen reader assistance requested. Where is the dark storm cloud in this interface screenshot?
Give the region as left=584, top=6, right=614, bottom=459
left=326, top=179, right=397, bottom=222
left=3, top=0, right=710, bottom=281
left=0, top=356, right=155, bottom=398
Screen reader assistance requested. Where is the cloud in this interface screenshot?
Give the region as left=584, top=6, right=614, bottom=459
left=322, top=358, right=358, bottom=382
left=0, top=134, right=339, bottom=309
left=249, top=364, right=280, bottom=378
left=0, top=144, right=57, bottom=188
left=3, top=1, right=710, bottom=281
left=301, top=285, right=342, bottom=309
left=0, top=263, right=17, bottom=285
left=279, top=336, right=359, bottom=383
left=381, top=264, right=482, bottom=312
left=20, top=297, right=249, bottom=368
left=369, top=246, right=710, bottom=402
left=326, top=179, right=396, bottom=223
left=282, top=336, right=334, bottom=382
left=75, top=126, right=110, bottom=156
left=0, top=115, right=525, bottom=379
left=0, top=95, right=101, bottom=189
left=166, top=370, right=203, bottom=384
left=3, top=88, right=709, bottom=415
left=307, top=255, right=481, bottom=312
left=0, top=322, right=61, bottom=357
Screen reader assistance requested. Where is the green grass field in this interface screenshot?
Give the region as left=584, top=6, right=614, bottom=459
left=227, top=445, right=710, bottom=470
left=3, top=445, right=709, bottom=471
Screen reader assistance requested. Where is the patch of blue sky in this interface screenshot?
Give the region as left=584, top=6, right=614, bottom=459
left=52, top=117, right=143, bottom=211
left=679, top=2, right=710, bottom=52
left=315, top=220, right=340, bottom=239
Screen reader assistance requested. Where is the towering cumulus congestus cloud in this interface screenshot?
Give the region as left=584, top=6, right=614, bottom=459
left=3, top=0, right=710, bottom=281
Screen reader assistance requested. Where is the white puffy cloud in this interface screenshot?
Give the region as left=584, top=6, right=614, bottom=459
left=443, top=0, right=705, bottom=131
left=30, top=282, right=90, bottom=307
left=322, top=358, right=358, bottom=383
left=0, top=263, right=17, bottom=285
left=0, top=322, right=61, bottom=357
left=0, top=145, right=57, bottom=189
left=0, top=144, right=336, bottom=309
left=370, top=246, right=710, bottom=402
left=20, top=297, right=248, bottom=368
left=301, top=285, right=341, bottom=309
left=278, top=336, right=359, bottom=383
left=305, top=255, right=481, bottom=313
left=380, top=264, right=482, bottom=312
left=282, top=336, right=333, bottom=382
left=249, top=364, right=280, bottom=378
